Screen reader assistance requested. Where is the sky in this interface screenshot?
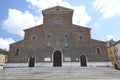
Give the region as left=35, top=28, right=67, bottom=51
left=0, top=0, right=120, bottom=51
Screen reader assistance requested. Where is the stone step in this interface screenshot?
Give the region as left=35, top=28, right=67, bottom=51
left=0, top=67, right=120, bottom=80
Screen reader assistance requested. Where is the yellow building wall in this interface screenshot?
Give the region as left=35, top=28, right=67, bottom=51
left=0, top=53, right=8, bottom=65
left=107, top=45, right=120, bottom=69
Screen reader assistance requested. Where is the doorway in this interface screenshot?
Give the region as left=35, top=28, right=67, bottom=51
left=53, top=51, right=62, bottom=67
left=28, top=56, right=35, bottom=67
left=80, top=55, right=87, bottom=67
left=114, top=64, right=118, bottom=70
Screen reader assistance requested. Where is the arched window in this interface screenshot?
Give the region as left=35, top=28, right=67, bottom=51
left=97, top=48, right=100, bottom=54
left=64, top=35, right=69, bottom=47
left=47, top=35, right=51, bottom=47
left=79, top=36, right=83, bottom=40
left=16, top=49, right=19, bottom=55
left=79, top=35, right=84, bottom=41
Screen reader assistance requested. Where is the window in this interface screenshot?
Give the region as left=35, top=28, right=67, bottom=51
left=64, top=35, right=69, bottom=47
left=116, top=48, right=118, bottom=52
left=56, top=8, right=59, bottom=10
left=118, top=56, right=120, bottom=60
left=47, top=35, right=51, bottom=47
left=110, top=50, right=112, bottom=54
left=111, top=57, right=113, bottom=60
left=31, top=35, right=37, bottom=41
left=16, top=49, right=19, bottom=55
left=114, top=48, right=116, bottom=53
left=54, top=19, right=61, bottom=25
left=97, top=48, right=100, bottom=54
left=118, top=56, right=120, bottom=62
left=115, top=56, right=118, bottom=60
left=117, top=48, right=119, bottom=52
left=79, top=34, right=84, bottom=41
left=79, top=35, right=83, bottom=40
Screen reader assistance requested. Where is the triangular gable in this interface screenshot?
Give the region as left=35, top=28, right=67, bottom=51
left=42, top=6, right=73, bottom=13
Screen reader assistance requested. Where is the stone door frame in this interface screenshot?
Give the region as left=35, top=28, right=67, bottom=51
left=80, top=55, right=87, bottom=67
left=52, top=50, right=63, bottom=67
left=28, top=56, right=35, bottom=67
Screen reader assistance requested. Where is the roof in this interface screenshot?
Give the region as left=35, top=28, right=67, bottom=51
left=0, top=49, right=8, bottom=55
left=24, top=24, right=43, bottom=31
left=91, top=39, right=106, bottom=43
left=42, top=6, right=73, bottom=13
left=72, top=24, right=91, bottom=30
left=107, top=40, right=120, bottom=48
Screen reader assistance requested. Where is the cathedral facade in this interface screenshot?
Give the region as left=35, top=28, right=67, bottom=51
left=8, top=6, right=108, bottom=67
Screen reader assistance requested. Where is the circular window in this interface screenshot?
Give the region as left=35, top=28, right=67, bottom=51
left=31, top=35, right=37, bottom=41
left=54, top=19, right=61, bottom=25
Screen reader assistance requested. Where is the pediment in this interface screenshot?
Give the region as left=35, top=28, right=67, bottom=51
left=42, top=6, right=73, bottom=13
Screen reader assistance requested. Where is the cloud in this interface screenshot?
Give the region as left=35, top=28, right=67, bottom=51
left=93, top=0, right=120, bottom=18
left=92, top=23, right=100, bottom=31
left=106, top=34, right=113, bottom=40
left=72, top=6, right=91, bottom=26
left=26, top=0, right=91, bottom=26
left=2, top=9, right=42, bottom=36
left=2, top=0, right=91, bottom=36
left=0, top=38, right=15, bottom=51
left=26, top=0, right=70, bottom=11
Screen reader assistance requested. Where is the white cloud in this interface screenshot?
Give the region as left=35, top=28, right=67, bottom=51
left=2, top=0, right=91, bottom=36
left=26, top=0, right=70, bottom=11
left=26, top=0, right=91, bottom=26
left=73, top=6, right=92, bottom=26
left=2, top=9, right=42, bottom=36
left=93, top=0, right=120, bottom=18
left=92, top=23, right=100, bottom=31
left=106, top=34, right=113, bottom=40
left=0, top=38, right=15, bottom=51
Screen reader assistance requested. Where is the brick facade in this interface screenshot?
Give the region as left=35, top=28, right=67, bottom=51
left=8, top=6, right=108, bottom=63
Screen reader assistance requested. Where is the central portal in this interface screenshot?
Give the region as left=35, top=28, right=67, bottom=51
left=53, top=51, right=62, bottom=67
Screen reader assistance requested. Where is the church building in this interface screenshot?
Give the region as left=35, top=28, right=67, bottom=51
left=8, top=6, right=108, bottom=67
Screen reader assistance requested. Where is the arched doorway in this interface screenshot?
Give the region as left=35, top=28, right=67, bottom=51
left=28, top=56, right=35, bottom=67
left=53, top=51, right=62, bottom=67
left=80, top=55, right=87, bottom=67
left=114, top=64, right=118, bottom=70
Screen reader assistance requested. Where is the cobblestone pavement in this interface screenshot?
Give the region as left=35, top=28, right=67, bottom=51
left=0, top=67, right=120, bottom=80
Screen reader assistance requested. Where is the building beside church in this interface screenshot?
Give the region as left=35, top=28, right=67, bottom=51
left=107, top=40, right=120, bottom=69
left=8, top=6, right=108, bottom=67
left=0, top=49, right=8, bottom=69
